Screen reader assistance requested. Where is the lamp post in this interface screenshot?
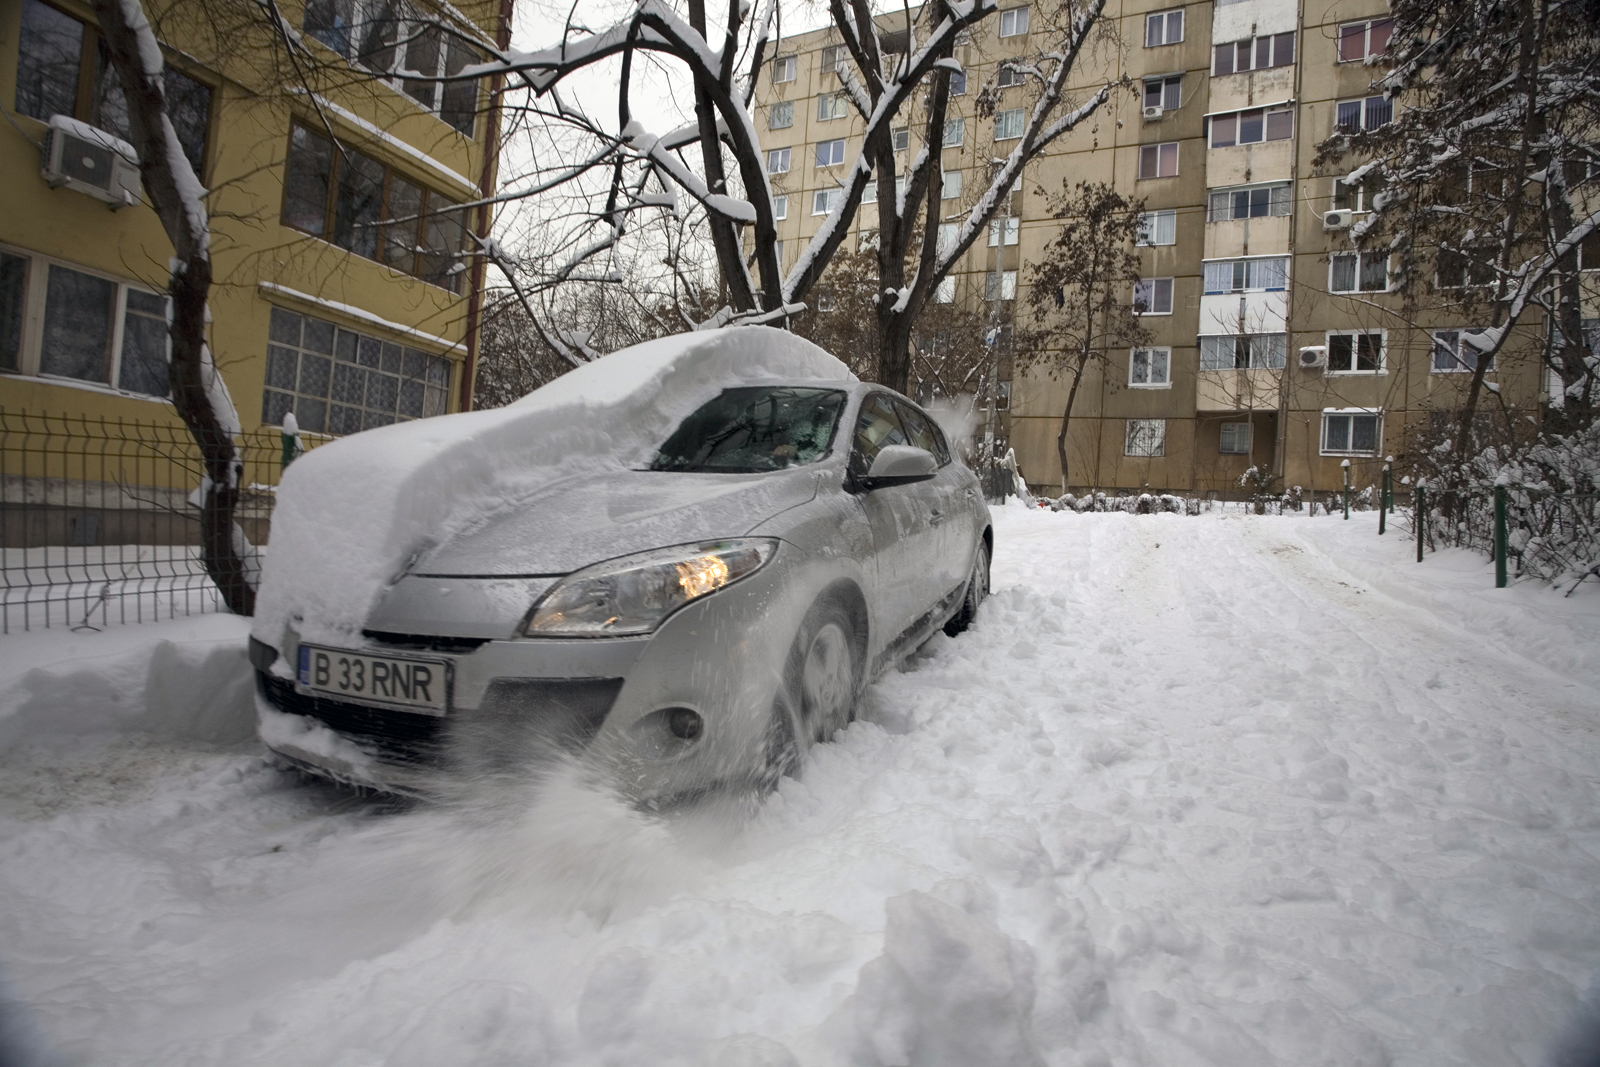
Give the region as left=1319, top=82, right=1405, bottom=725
left=1340, top=458, right=1350, bottom=520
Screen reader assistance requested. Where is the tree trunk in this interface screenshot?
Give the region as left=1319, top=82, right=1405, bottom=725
left=91, top=0, right=255, bottom=615
left=1057, top=355, right=1088, bottom=495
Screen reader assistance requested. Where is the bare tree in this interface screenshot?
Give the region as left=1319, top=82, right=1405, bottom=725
left=1016, top=181, right=1148, bottom=493
left=1316, top=0, right=1600, bottom=463
left=477, top=0, right=1124, bottom=390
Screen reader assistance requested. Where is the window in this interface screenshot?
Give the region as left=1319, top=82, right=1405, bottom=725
left=282, top=124, right=468, bottom=292
left=861, top=174, right=906, bottom=205
left=1327, top=331, right=1384, bottom=373
left=1432, top=329, right=1496, bottom=373
left=995, top=108, right=1025, bottom=140
left=817, top=92, right=848, bottom=121
left=1126, top=419, right=1166, bottom=457
left=997, top=64, right=1024, bottom=88
left=942, top=170, right=963, bottom=200
left=15, top=0, right=214, bottom=174
left=773, top=195, right=787, bottom=220
left=1580, top=230, right=1600, bottom=271
left=812, top=188, right=841, bottom=214
left=262, top=306, right=452, bottom=433
left=950, top=69, right=967, bottom=95
left=1130, top=347, right=1171, bottom=387
left=1134, top=277, right=1174, bottom=315
left=938, top=222, right=959, bottom=255
left=895, top=399, right=951, bottom=464
left=944, top=118, right=965, bottom=146
left=935, top=276, right=956, bottom=303
left=1138, top=142, right=1179, bottom=179
left=1143, top=75, right=1181, bottom=112
left=1336, top=96, right=1392, bottom=134
left=1321, top=410, right=1381, bottom=455
left=301, top=0, right=481, bottom=134
left=1338, top=19, right=1393, bottom=62
left=1332, top=175, right=1385, bottom=212
left=1219, top=422, right=1251, bottom=454
left=772, top=55, right=796, bottom=82
left=988, top=217, right=1020, bottom=246
left=767, top=147, right=791, bottom=174
left=1136, top=210, right=1177, bottom=246
left=1209, top=107, right=1293, bottom=148
left=769, top=100, right=793, bottom=129
left=1144, top=9, right=1183, bottom=47
left=1435, top=247, right=1496, bottom=289
left=1212, top=32, right=1295, bottom=75
left=985, top=270, right=1017, bottom=300
left=820, top=44, right=846, bottom=74
left=0, top=249, right=174, bottom=395
left=1208, top=182, right=1291, bottom=221
left=1202, top=256, right=1288, bottom=294
left=892, top=127, right=910, bottom=152
left=815, top=139, right=846, bottom=167
left=1330, top=251, right=1388, bottom=293
left=999, top=7, right=1029, bottom=37
left=774, top=239, right=784, bottom=262
left=1199, top=334, right=1287, bottom=369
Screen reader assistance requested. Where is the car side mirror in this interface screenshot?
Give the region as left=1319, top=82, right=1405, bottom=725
left=859, top=445, right=937, bottom=490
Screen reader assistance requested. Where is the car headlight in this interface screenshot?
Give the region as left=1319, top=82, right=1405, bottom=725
left=522, top=539, right=778, bottom=637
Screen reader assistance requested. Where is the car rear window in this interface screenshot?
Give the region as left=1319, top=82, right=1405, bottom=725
left=651, top=387, right=847, bottom=473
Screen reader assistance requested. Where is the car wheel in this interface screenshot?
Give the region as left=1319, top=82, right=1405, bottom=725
left=762, top=599, right=860, bottom=791
left=943, top=540, right=990, bottom=637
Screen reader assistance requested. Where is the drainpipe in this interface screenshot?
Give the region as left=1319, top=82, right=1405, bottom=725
left=1272, top=0, right=1308, bottom=487
left=459, top=0, right=514, bottom=414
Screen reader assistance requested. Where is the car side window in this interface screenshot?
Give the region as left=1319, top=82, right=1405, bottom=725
left=849, top=393, right=908, bottom=479
left=894, top=400, right=949, bottom=466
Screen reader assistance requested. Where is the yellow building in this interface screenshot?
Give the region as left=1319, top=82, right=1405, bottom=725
left=752, top=0, right=1570, bottom=499
left=1, top=0, right=507, bottom=439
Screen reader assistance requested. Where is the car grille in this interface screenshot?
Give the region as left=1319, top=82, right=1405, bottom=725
left=258, top=672, right=445, bottom=764
left=361, top=631, right=493, bottom=654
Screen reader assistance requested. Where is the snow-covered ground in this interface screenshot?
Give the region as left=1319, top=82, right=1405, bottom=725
left=2, top=506, right=1599, bottom=1067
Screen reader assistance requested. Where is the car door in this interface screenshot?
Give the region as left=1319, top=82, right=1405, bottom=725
left=848, top=393, right=942, bottom=643
left=893, top=398, right=974, bottom=603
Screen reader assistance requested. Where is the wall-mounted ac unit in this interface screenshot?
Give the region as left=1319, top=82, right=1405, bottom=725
left=1298, top=345, right=1328, bottom=370
left=1142, top=105, right=1164, bottom=121
left=1322, top=209, right=1353, bottom=231
left=42, top=115, right=142, bottom=209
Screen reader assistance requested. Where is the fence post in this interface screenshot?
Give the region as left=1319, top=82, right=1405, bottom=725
left=1384, top=457, right=1394, bottom=513
left=1378, top=469, right=1387, bottom=535
left=1341, top=459, right=1350, bottom=520
left=1416, top=486, right=1426, bottom=562
left=1494, top=485, right=1508, bottom=588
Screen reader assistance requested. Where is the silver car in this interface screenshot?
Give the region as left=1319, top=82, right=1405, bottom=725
left=250, top=380, right=992, bottom=801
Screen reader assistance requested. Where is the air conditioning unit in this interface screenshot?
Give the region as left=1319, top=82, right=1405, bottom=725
left=41, top=115, right=142, bottom=208
left=1142, top=105, right=1164, bottom=121
left=1323, top=209, right=1353, bottom=231
left=1298, top=345, right=1328, bottom=370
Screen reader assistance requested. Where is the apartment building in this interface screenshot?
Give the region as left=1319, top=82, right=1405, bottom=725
left=752, top=0, right=1557, bottom=497
left=1, top=0, right=506, bottom=439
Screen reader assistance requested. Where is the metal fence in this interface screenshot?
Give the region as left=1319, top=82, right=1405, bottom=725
left=1, top=409, right=315, bottom=633
left=1408, top=483, right=1600, bottom=591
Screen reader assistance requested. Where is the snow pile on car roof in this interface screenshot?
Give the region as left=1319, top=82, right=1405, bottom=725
left=253, top=327, right=854, bottom=650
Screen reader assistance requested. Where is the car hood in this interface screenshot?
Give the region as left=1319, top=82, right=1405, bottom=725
left=412, top=466, right=824, bottom=577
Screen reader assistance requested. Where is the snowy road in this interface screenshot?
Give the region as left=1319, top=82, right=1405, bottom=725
left=2, top=507, right=1599, bottom=1067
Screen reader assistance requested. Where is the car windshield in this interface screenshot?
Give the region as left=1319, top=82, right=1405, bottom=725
left=651, top=387, right=847, bottom=473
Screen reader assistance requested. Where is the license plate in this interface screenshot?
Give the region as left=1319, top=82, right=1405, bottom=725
left=297, top=644, right=448, bottom=714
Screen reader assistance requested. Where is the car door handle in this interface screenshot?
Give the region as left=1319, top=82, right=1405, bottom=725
left=929, top=508, right=944, bottom=525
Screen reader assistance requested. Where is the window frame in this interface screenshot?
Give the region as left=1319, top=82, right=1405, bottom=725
left=1337, top=18, right=1393, bottom=63
left=995, top=107, right=1026, bottom=141
left=1431, top=329, right=1497, bottom=374
left=1144, top=9, right=1183, bottom=47
left=773, top=194, right=788, bottom=220
left=984, top=269, right=1017, bottom=301
left=0, top=243, right=174, bottom=398
left=1136, top=209, right=1177, bottom=246
left=988, top=217, right=1020, bottom=246
left=815, top=138, right=846, bottom=168
left=943, top=117, right=965, bottom=147
left=1133, top=277, right=1174, bottom=315
left=998, top=7, right=1030, bottom=38
left=280, top=121, right=469, bottom=294
left=811, top=188, right=841, bottom=215
left=1219, top=421, right=1252, bottom=455
left=1331, top=175, right=1384, bottom=213
left=1202, top=255, right=1290, bottom=294
left=1208, top=106, right=1294, bottom=148
left=816, top=91, right=848, bottom=122
left=1138, top=142, right=1179, bottom=179
left=1207, top=181, right=1292, bottom=221
left=768, top=100, right=794, bottom=129
left=1336, top=95, right=1393, bottom=134
left=892, top=126, right=911, bottom=152
left=941, top=169, right=963, bottom=200
left=1199, top=334, right=1288, bottom=370
left=1211, top=31, right=1295, bottom=75
left=767, top=147, right=791, bottom=174
left=772, top=54, right=797, bottom=82
left=1320, top=409, right=1383, bottom=457
left=1125, top=418, right=1167, bottom=457
left=1129, top=346, right=1172, bottom=388
left=1325, top=329, right=1386, bottom=374
left=1142, top=74, right=1182, bottom=112
left=1329, top=250, right=1389, bottom=294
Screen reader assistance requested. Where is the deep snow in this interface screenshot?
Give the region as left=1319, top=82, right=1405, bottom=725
left=2, top=506, right=1599, bottom=1067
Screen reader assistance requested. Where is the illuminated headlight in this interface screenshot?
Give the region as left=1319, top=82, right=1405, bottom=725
left=523, top=539, right=778, bottom=637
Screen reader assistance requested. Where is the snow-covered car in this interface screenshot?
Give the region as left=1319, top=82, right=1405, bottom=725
left=248, top=329, right=991, bottom=800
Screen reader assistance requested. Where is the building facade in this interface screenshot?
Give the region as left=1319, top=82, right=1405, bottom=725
left=2, top=0, right=506, bottom=440
left=752, top=0, right=1562, bottom=498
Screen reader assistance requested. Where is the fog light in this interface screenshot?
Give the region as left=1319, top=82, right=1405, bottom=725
left=666, top=707, right=703, bottom=741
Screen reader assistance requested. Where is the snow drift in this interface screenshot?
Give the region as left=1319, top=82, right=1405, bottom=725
left=252, top=327, right=854, bottom=650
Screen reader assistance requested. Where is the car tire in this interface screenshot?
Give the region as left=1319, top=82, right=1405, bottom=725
left=943, top=540, right=990, bottom=637
left=762, top=598, right=861, bottom=790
